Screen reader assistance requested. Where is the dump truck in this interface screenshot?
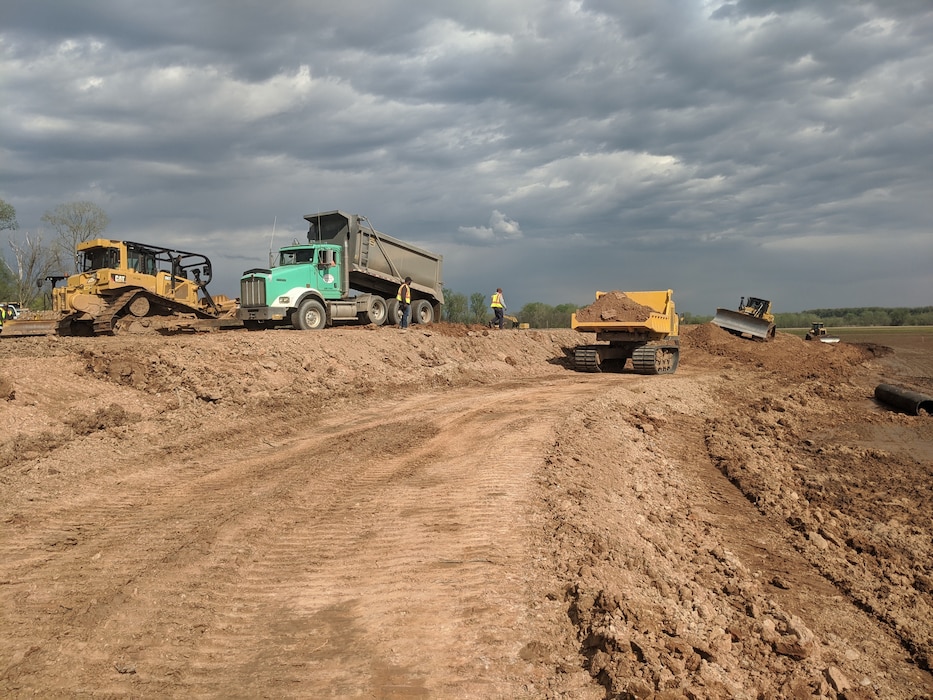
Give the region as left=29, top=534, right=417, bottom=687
left=570, top=290, right=680, bottom=374
left=2, top=239, right=239, bottom=337
left=805, top=322, right=840, bottom=343
left=237, top=210, right=444, bottom=330
left=711, top=296, right=776, bottom=341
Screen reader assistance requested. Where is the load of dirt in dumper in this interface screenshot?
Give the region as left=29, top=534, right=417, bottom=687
left=574, top=291, right=653, bottom=323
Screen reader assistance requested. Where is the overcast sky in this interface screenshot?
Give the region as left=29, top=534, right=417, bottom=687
left=2, top=1, right=931, bottom=314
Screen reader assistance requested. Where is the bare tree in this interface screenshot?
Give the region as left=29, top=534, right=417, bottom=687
left=41, top=201, right=110, bottom=273
left=6, top=231, right=63, bottom=309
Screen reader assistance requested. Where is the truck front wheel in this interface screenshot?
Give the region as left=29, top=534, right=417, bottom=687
left=292, top=299, right=327, bottom=330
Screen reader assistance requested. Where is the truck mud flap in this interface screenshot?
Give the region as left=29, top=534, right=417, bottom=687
left=711, top=308, right=775, bottom=341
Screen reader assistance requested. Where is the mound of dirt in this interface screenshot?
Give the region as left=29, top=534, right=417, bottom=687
left=681, top=323, right=875, bottom=380
left=574, top=291, right=654, bottom=323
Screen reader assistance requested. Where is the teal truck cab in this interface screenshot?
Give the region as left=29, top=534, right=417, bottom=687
left=237, top=210, right=444, bottom=330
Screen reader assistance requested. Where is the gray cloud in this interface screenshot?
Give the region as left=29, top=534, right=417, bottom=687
left=1, top=0, right=930, bottom=315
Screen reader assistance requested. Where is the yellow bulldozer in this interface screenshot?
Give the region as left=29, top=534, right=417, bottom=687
left=711, top=295, right=776, bottom=341
left=3, top=239, right=240, bottom=337
left=805, top=322, right=840, bottom=344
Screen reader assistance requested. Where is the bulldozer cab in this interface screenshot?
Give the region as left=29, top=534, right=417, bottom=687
left=739, top=296, right=773, bottom=319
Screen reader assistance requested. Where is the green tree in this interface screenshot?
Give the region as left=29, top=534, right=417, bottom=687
left=518, top=302, right=551, bottom=328
left=551, top=303, right=577, bottom=328
left=0, top=198, right=18, bottom=232
left=441, top=288, right=469, bottom=323
left=0, top=255, right=16, bottom=302
left=469, top=292, right=487, bottom=325
left=41, top=201, right=110, bottom=272
left=681, top=312, right=713, bottom=325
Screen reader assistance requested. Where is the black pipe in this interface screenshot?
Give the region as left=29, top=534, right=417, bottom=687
left=874, top=383, right=933, bottom=416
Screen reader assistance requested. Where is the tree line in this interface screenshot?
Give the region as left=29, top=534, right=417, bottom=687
left=441, top=296, right=933, bottom=330
left=440, top=289, right=577, bottom=328
left=773, top=308, right=933, bottom=328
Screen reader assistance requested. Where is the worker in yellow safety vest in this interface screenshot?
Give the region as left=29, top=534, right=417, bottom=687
left=490, top=288, right=506, bottom=329
left=396, top=276, right=412, bottom=330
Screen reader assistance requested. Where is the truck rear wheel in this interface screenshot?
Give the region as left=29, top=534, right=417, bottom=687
left=412, top=299, right=434, bottom=325
left=386, top=299, right=400, bottom=326
left=363, top=296, right=388, bottom=326
left=292, top=299, right=326, bottom=330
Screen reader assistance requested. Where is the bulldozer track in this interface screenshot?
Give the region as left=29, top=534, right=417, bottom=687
left=92, top=291, right=141, bottom=335
left=91, top=290, right=227, bottom=335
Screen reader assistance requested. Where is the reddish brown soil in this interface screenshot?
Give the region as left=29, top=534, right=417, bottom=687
left=574, top=291, right=654, bottom=323
left=1, top=323, right=931, bottom=698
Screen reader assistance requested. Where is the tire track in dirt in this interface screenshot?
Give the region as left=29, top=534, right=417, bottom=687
left=178, top=379, right=598, bottom=698
left=1, top=377, right=599, bottom=697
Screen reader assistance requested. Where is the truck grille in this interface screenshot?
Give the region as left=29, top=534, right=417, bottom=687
left=240, top=276, right=266, bottom=307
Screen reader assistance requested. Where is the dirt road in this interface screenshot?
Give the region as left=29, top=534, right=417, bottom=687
left=1, top=324, right=931, bottom=698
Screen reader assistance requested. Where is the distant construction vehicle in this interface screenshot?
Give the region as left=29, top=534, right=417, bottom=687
left=487, top=314, right=520, bottom=329
left=712, top=296, right=776, bottom=341
left=805, top=322, right=840, bottom=343
left=237, top=211, right=444, bottom=330
left=2, top=239, right=239, bottom=337
left=570, top=290, right=680, bottom=374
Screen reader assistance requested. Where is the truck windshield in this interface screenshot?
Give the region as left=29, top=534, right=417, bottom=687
left=278, top=249, right=315, bottom=266
left=81, top=247, right=121, bottom=272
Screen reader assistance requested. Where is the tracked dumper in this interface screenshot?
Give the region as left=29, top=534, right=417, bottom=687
left=712, top=296, right=776, bottom=341
left=2, top=239, right=239, bottom=337
left=571, top=290, right=680, bottom=374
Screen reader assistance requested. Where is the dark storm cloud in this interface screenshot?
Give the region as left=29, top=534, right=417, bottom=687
left=0, top=1, right=930, bottom=312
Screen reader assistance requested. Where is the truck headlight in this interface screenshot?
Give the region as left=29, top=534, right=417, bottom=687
left=278, top=296, right=290, bottom=305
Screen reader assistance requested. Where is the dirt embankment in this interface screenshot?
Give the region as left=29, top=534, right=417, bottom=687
left=0, top=322, right=931, bottom=698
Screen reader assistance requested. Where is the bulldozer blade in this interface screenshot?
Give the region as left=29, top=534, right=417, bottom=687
left=711, top=308, right=775, bottom=341
left=1, top=318, right=67, bottom=337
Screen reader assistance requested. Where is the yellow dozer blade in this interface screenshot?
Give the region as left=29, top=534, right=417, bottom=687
left=1, top=312, right=73, bottom=337
left=711, top=308, right=775, bottom=341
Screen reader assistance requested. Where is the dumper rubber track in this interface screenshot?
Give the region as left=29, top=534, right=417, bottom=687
left=632, top=344, right=679, bottom=375
left=574, top=345, right=602, bottom=372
